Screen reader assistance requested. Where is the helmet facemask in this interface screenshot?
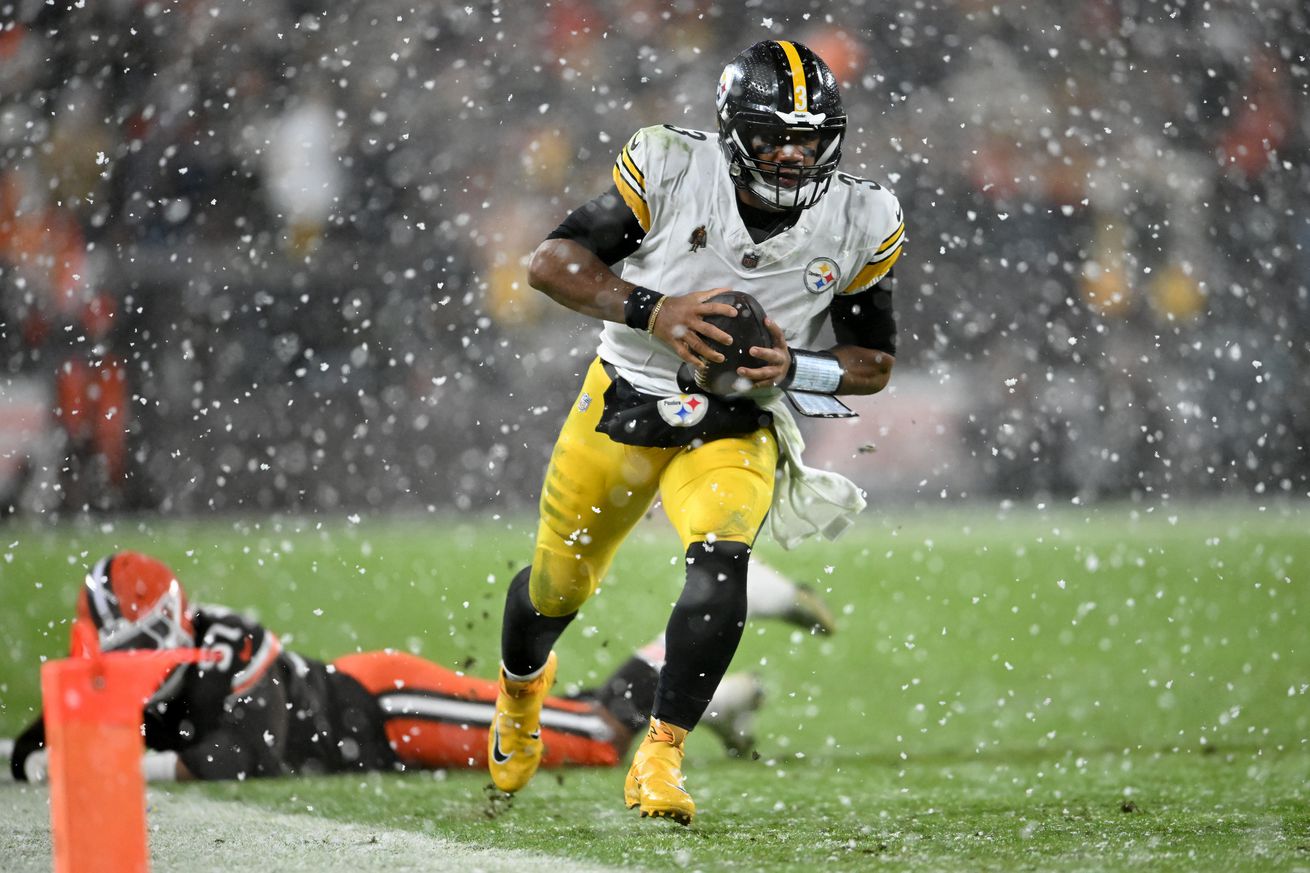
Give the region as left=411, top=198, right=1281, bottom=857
left=94, top=580, right=194, bottom=653
left=95, top=579, right=193, bottom=703
left=721, top=111, right=845, bottom=210
left=79, top=553, right=197, bottom=703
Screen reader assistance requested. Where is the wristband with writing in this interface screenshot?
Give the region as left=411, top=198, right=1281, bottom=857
left=779, top=349, right=843, bottom=394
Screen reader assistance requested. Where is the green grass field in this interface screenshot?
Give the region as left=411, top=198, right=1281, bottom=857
left=2, top=503, right=1308, bottom=870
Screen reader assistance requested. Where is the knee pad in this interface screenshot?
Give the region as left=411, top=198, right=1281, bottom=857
left=501, top=566, right=576, bottom=676
left=529, top=544, right=601, bottom=617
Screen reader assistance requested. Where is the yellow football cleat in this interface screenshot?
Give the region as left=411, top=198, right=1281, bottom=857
left=488, top=651, right=558, bottom=793
left=624, top=718, right=696, bottom=825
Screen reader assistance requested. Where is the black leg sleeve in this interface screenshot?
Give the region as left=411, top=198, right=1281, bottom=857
left=652, top=541, right=751, bottom=730
left=500, top=566, right=576, bottom=676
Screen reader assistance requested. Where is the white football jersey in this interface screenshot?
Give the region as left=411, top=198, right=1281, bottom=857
left=600, top=124, right=905, bottom=396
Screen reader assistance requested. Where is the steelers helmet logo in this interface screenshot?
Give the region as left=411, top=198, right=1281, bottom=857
left=803, top=257, right=842, bottom=294
left=716, top=68, right=735, bottom=111
left=657, top=394, right=709, bottom=428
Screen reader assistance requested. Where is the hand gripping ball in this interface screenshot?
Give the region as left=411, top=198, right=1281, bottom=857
left=698, top=290, right=773, bottom=396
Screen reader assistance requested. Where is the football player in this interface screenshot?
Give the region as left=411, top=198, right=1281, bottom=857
left=10, top=551, right=834, bottom=783
left=490, top=40, right=903, bottom=824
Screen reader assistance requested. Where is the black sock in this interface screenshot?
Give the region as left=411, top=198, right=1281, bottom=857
left=651, top=541, right=750, bottom=730
left=499, top=566, right=576, bottom=676
left=595, top=655, right=661, bottom=735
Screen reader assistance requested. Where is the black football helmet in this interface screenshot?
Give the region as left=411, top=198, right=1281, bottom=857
left=717, top=40, right=847, bottom=211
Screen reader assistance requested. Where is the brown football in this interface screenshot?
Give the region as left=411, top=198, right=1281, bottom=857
left=699, top=291, right=772, bottom=396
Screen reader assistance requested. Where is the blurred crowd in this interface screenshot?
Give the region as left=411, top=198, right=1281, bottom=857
left=1, top=0, right=1307, bottom=514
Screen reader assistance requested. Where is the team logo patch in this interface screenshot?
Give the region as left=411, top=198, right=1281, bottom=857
left=657, top=394, right=709, bottom=428
left=804, top=257, right=842, bottom=294
left=689, top=225, right=707, bottom=252
left=578, top=392, right=592, bottom=413
left=716, top=68, right=734, bottom=110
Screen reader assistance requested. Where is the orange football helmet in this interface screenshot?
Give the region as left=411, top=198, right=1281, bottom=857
left=75, top=552, right=195, bottom=653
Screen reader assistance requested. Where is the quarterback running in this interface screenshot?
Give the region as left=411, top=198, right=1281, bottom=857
left=490, top=39, right=905, bottom=824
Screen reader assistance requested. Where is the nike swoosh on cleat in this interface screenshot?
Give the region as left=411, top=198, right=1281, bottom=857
left=491, top=724, right=513, bottom=764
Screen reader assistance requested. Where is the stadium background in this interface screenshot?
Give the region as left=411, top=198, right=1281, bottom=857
left=0, top=0, right=1307, bottom=517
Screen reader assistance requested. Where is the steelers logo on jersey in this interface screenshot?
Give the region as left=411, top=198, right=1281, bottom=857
left=657, top=394, right=710, bottom=428
left=804, top=258, right=842, bottom=294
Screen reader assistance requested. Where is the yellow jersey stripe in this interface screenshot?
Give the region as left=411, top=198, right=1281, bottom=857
left=869, top=234, right=905, bottom=265
left=612, top=150, right=645, bottom=197
left=620, top=145, right=645, bottom=190
left=876, top=222, right=905, bottom=254
left=843, top=247, right=903, bottom=293
left=611, top=164, right=651, bottom=231
left=776, top=40, right=807, bottom=114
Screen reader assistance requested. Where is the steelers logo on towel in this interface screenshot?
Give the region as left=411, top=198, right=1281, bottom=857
left=658, top=394, right=709, bottom=428
left=804, top=257, right=842, bottom=294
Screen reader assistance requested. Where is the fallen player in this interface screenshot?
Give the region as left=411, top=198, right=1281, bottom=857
left=11, top=551, right=834, bottom=782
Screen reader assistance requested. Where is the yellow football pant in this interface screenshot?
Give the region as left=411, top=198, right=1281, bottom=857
left=529, top=358, right=778, bottom=617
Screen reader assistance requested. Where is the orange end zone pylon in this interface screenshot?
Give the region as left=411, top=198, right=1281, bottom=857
left=41, top=620, right=217, bottom=873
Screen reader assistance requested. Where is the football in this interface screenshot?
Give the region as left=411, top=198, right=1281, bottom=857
left=700, top=290, right=773, bottom=396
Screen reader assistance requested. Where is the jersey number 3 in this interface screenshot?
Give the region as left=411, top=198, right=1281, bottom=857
left=837, top=172, right=882, bottom=191
left=662, top=124, right=708, bottom=141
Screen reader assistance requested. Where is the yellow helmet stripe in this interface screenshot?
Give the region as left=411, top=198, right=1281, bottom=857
left=776, top=40, right=807, bottom=114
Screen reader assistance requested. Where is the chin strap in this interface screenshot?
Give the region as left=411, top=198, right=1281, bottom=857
left=747, top=179, right=808, bottom=211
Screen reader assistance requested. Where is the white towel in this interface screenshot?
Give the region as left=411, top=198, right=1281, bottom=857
left=762, top=396, right=867, bottom=549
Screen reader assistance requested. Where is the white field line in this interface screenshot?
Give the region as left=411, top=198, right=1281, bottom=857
left=0, top=783, right=629, bottom=873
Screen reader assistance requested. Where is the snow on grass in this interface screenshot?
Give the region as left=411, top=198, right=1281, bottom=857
left=0, top=782, right=619, bottom=873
